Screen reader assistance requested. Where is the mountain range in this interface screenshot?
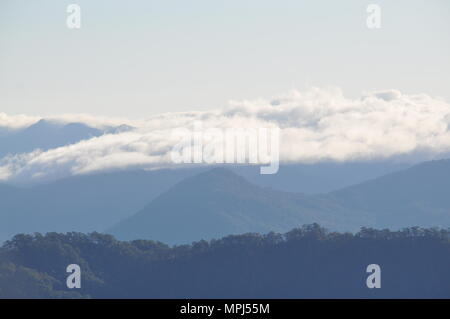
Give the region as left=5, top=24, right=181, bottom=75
left=0, top=119, right=104, bottom=158
left=0, top=168, right=202, bottom=242
left=0, top=157, right=449, bottom=244
left=107, top=167, right=365, bottom=243
left=109, top=160, right=450, bottom=244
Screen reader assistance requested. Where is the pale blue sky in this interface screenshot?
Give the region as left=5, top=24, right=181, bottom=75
left=1, top=0, right=449, bottom=118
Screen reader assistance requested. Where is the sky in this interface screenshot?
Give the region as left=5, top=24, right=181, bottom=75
left=1, top=0, right=449, bottom=118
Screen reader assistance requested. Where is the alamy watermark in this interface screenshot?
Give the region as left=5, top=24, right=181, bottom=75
left=366, top=4, right=381, bottom=29
left=66, top=4, right=81, bottom=29
left=66, top=264, right=81, bottom=289
left=366, top=264, right=381, bottom=289
left=170, top=122, right=280, bottom=174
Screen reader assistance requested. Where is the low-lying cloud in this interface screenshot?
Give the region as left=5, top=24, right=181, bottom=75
left=1, top=87, right=450, bottom=182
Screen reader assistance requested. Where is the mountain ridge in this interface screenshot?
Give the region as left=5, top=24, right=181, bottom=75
left=108, top=167, right=368, bottom=244
left=2, top=159, right=450, bottom=244
left=110, top=159, right=450, bottom=243
left=0, top=119, right=103, bottom=158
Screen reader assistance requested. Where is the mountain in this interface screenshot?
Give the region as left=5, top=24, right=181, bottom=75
left=110, top=160, right=450, bottom=244
left=0, top=168, right=202, bottom=242
left=2, top=158, right=450, bottom=245
left=0, top=126, right=11, bottom=137
left=108, top=168, right=368, bottom=244
left=231, top=161, right=411, bottom=194
left=7, top=159, right=412, bottom=193
left=328, top=159, right=450, bottom=229
left=0, top=161, right=408, bottom=242
left=0, top=119, right=103, bottom=157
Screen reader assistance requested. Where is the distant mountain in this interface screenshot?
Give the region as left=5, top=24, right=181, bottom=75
left=0, top=168, right=202, bottom=242
left=231, top=161, right=411, bottom=194
left=8, top=158, right=411, bottom=194
left=110, top=160, right=450, bottom=244
left=0, top=119, right=103, bottom=157
left=2, top=159, right=450, bottom=245
left=108, top=168, right=368, bottom=244
left=328, top=159, right=450, bottom=229
left=0, top=161, right=409, bottom=242
left=0, top=184, right=22, bottom=199
left=0, top=126, right=11, bottom=137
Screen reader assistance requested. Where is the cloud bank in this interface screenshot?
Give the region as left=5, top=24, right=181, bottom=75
left=1, top=87, right=450, bottom=182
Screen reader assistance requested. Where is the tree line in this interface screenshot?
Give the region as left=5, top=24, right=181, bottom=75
left=1, top=224, right=449, bottom=298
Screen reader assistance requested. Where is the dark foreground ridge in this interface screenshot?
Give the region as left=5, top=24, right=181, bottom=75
left=0, top=224, right=449, bottom=298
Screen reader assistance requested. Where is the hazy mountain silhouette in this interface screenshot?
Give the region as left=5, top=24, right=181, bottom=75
left=328, top=159, right=450, bottom=229
left=0, top=168, right=202, bottom=242
left=0, top=119, right=103, bottom=157
left=0, top=162, right=404, bottom=241
left=2, top=159, right=450, bottom=244
left=108, top=168, right=368, bottom=244
left=110, top=160, right=450, bottom=244
left=232, top=161, right=411, bottom=194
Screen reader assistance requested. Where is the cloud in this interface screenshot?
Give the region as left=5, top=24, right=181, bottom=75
left=1, top=87, right=450, bottom=182
left=0, top=113, right=40, bottom=130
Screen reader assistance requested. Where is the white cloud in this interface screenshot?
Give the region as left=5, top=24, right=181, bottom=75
left=0, top=113, right=40, bottom=130
left=1, top=87, right=450, bottom=182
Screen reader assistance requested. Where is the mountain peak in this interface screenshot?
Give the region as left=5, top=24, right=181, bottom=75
left=176, top=167, right=252, bottom=192
left=28, top=119, right=60, bottom=130
left=200, top=167, right=239, bottom=178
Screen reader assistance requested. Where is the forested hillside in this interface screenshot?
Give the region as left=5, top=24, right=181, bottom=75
left=1, top=225, right=449, bottom=298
